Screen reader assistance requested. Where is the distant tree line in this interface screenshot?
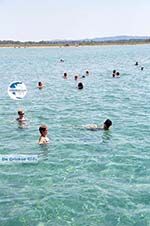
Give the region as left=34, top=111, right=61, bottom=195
left=0, top=39, right=150, bottom=47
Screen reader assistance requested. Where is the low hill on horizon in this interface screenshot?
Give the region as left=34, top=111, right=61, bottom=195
left=90, top=35, right=150, bottom=42
left=0, top=35, right=150, bottom=46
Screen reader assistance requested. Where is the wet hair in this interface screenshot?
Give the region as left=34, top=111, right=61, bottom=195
left=82, top=75, right=85, bottom=78
left=18, top=110, right=24, bottom=115
left=64, top=72, right=67, bottom=77
left=135, top=62, right=138, bottom=66
left=38, top=81, right=42, bottom=86
left=78, top=82, right=84, bottom=89
left=113, top=70, right=116, bottom=74
left=39, top=125, right=48, bottom=134
left=74, top=75, right=78, bottom=80
left=104, top=119, right=112, bottom=129
left=141, top=67, right=144, bottom=70
left=86, top=70, right=89, bottom=75
left=116, top=72, right=120, bottom=76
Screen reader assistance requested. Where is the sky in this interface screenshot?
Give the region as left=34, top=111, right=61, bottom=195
left=0, top=0, right=150, bottom=41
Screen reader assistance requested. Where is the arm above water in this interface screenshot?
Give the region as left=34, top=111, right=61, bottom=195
left=84, top=124, right=103, bottom=131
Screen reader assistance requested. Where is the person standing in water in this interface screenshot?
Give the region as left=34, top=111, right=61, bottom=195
left=16, top=110, right=27, bottom=127
left=38, top=125, right=49, bottom=144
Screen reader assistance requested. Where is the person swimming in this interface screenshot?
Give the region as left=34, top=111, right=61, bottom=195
left=63, top=72, right=67, bottom=79
left=116, top=72, right=120, bottom=77
left=37, top=81, right=44, bottom=89
left=85, top=119, right=112, bottom=131
left=135, top=62, right=138, bottom=66
left=77, top=82, right=84, bottom=89
left=86, top=70, right=89, bottom=75
left=38, top=125, right=49, bottom=145
left=74, top=75, right=78, bottom=80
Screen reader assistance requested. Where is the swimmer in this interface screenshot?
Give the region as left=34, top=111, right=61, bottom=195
left=116, top=72, right=120, bottom=77
left=85, top=119, right=112, bottom=131
left=77, top=82, right=84, bottom=89
left=38, top=125, right=49, bottom=145
left=16, top=110, right=26, bottom=123
left=86, top=70, right=89, bottom=75
left=63, top=72, right=67, bottom=79
left=141, top=67, right=144, bottom=71
left=135, top=62, right=138, bottom=66
left=82, top=75, right=85, bottom=78
left=60, top=59, right=64, bottom=62
left=74, top=75, right=78, bottom=80
left=37, top=81, right=44, bottom=89
left=16, top=110, right=27, bottom=127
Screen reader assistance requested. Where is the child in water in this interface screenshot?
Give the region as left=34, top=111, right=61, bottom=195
left=38, top=125, right=49, bottom=144
left=16, top=110, right=27, bottom=128
left=85, top=119, right=112, bottom=131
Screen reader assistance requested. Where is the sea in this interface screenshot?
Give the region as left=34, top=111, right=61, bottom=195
left=0, top=45, right=150, bottom=226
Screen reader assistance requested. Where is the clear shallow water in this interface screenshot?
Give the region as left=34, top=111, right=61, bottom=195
left=0, top=45, right=150, bottom=226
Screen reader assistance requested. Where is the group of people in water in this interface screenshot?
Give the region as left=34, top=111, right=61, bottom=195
left=63, top=70, right=90, bottom=89
left=16, top=108, right=112, bottom=145
left=135, top=61, right=144, bottom=70
left=112, top=61, right=144, bottom=78
left=16, top=65, right=112, bottom=144
left=16, top=59, right=146, bottom=144
left=16, top=109, right=49, bottom=144
left=112, top=70, right=120, bottom=78
left=15, top=59, right=146, bottom=144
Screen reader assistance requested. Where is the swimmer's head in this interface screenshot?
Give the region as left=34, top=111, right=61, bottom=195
left=113, top=70, right=116, bottom=74
left=64, top=72, right=67, bottom=78
left=38, top=81, right=42, bottom=86
left=78, top=82, right=84, bottom=90
left=103, top=119, right=112, bottom=130
left=74, top=75, right=78, bottom=80
left=18, top=110, right=24, bottom=116
left=39, top=125, right=48, bottom=136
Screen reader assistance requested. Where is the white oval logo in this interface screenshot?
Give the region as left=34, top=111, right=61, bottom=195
left=8, top=81, right=27, bottom=100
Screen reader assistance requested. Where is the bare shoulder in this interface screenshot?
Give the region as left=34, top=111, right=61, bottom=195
left=38, top=136, right=49, bottom=144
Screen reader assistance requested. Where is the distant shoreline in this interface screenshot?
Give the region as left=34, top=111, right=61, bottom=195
left=0, top=41, right=150, bottom=48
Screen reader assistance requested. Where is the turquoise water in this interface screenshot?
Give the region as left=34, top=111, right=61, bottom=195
left=0, top=45, right=150, bottom=226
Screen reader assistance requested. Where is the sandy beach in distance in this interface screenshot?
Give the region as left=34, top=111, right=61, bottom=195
left=0, top=42, right=150, bottom=48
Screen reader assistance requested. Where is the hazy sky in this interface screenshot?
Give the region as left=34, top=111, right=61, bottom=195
left=0, top=0, right=149, bottom=41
